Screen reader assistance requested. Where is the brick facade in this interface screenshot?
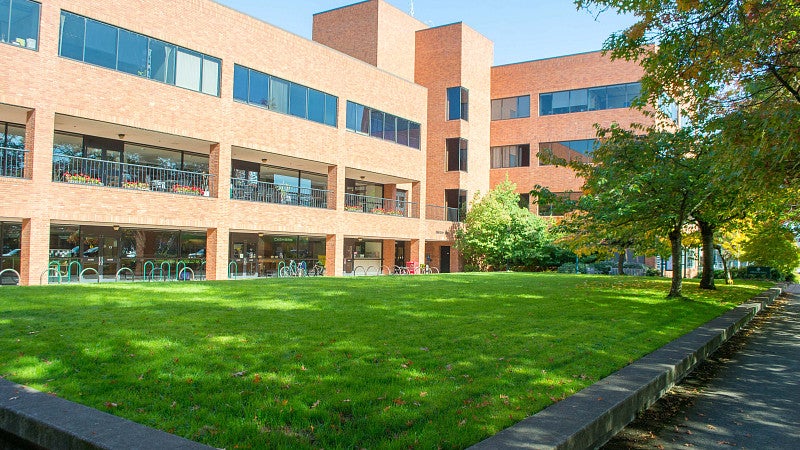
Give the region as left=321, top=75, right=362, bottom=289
left=0, top=0, right=646, bottom=283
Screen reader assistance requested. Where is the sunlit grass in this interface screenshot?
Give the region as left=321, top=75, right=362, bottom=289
left=0, top=273, right=770, bottom=448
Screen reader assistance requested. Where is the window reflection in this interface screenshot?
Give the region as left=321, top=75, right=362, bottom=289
left=1, top=0, right=40, bottom=50
left=539, top=82, right=640, bottom=116
left=346, top=101, right=420, bottom=150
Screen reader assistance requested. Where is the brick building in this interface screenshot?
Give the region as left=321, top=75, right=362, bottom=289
left=0, top=0, right=644, bottom=285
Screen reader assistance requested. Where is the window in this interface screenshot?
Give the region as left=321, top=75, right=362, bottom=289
left=537, top=192, right=581, bottom=217
left=445, top=189, right=466, bottom=222
left=491, top=95, right=530, bottom=120
left=233, top=64, right=337, bottom=127
left=446, top=138, right=468, bottom=172
left=58, top=11, right=220, bottom=96
left=538, top=139, right=596, bottom=165
left=447, top=86, right=468, bottom=121
left=0, top=0, right=39, bottom=50
left=346, top=101, right=421, bottom=149
left=518, top=193, right=530, bottom=210
left=490, top=144, right=530, bottom=169
left=540, top=82, right=641, bottom=116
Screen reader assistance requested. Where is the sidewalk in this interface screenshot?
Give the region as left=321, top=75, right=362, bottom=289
left=608, top=284, right=800, bottom=449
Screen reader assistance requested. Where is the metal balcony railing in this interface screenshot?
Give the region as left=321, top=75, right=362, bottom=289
left=1, top=147, right=27, bottom=178
left=52, top=155, right=213, bottom=196
left=425, top=205, right=462, bottom=222
left=344, top=193, right=419, bottom=218
left=230, top=178, right=331, bottom=209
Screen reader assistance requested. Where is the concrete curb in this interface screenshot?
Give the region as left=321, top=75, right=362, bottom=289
left=0, top=380, right=214, bottom=449
left=470, top=286, right=783, bottom=450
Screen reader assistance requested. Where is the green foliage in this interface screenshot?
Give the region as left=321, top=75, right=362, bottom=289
left=742, top=220, right=800, bottom=277
left=0, top=275, right=769, bottom=448
left=455, top=180, right=558, bottom=271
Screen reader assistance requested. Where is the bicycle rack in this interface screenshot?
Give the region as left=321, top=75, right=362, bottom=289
left=228, top=261, right=238, bottom=279
left=160, top=261, right=172, bottom=280
left=0, top=268, right=20, bottom=286
left=354, top=266, right=367, bottom=277
left=79, top=267, right=100, bottom=283
left=143, top=261, right=156, bottom=281
left=115, top=267, right=135, bottom=282
left=41, top=268, right=62, bottom=285
left=175, top=260, right=187, bottom=280
left=67, top=260, right=83, bottom=282
left=177, top=267, right=195, bottom=281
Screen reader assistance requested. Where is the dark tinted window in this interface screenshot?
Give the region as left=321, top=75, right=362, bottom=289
left=307, top=89, right=325, bottom=123
left=117, top=29, right=147, bottom=76
left=84, top=19, right=117, bottom=69
left=58, top=11, right=84, bottom=60
left=233, top=64, right=249, bottom=101
left=491, top=95, right=530, bottom=120
left=289, top=83, right=308, bottom=118
left=345, top=101, right=420, bottom=149
left=540, top=83, right=640, bottom=115
left=148, top=39, right=176, bottom=84
left=3, top=0, right=39, bottom=50
left=248, top=70, right=269, bottom=107
left=324, top=95, right=337, bottom=127
left=370, top=109, right=384, bottom=139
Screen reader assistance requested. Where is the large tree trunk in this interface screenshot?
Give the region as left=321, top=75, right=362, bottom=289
left=697, top=220, right=716, bottom=290
left=617, top=251, right=626, bottom=276
left=668, top=229, right=683, bottom=298
left=716, top=244, right=734, bottom=285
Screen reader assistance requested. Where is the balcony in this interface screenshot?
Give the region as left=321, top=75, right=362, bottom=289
left=230, top=178, right=331, bottom=209
left=52, top=155, right=212, bottom=196
left=344, top=193, right=419, bottom=218
left=1, top=147, right=27, bottom=178
left=425, top=205, right=462, bottom=222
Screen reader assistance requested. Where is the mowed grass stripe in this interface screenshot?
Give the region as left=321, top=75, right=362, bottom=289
left=0, top=273, right=769, bottom=448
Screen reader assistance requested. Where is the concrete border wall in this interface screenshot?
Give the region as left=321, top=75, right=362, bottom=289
left=470, top=287, right=783, bottom=450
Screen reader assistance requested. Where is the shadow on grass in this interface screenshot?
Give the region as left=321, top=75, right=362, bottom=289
left=0, top=274, right=768, bottom=448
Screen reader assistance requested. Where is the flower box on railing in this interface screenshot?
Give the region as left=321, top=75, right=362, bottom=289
left=344, top=205, right=362, bottom=212
left=122, top=181, right=150, bottom=191
left=64, top=172, right=103, bottom=186
left=171, top=184, right=205, bottom=196
left=370, top=207, right=404, bottom=216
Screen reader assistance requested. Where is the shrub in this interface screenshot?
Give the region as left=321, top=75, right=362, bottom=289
left=557, top=262, right=586, bottom=274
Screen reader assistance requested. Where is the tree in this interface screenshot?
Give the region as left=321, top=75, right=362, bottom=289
left=547, top=124, right=711, bottom=297
left=575, top=0, right=800, bottom=188
left=742, top=219, right=800, bottom=277
left=455, top=181, right=553, bottom=271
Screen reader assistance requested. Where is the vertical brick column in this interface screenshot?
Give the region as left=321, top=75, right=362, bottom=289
left=24, top=108, right=55, bottom=182
left=209, top=143, right=231, bottom=199
left=411, top=181, right=422, bottom=219
left=384, top=184, right=397, bottom=212
left=382, top=239, right=395, bottom=272
left=206, top=226, right=230, bottom=281
left=325, top=233, right=342, bottom=276
left=410, top=239, right=421, bottom=265
left=327, top=165, right=340, bottom=210
left=20, top=217, right=50, bottom=286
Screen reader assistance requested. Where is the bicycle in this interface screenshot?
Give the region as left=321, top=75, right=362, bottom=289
left=420, top=264, right=439, bottom=274
left=278, top=260, right=306, bottom=277
left=309, top=262, right=325, bottom=276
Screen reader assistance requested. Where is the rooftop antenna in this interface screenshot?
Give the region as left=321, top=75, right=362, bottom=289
left=409, top=0, right=415, bottom=17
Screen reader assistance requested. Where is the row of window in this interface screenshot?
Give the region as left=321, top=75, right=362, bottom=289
left=59, top=11, right=221, bottom=96
left=540, top=82, right=641, bottom=116
left=491, top=95, right=531, bottom=121
left=233, top=65, right=338, bottom=127
left=0, top=0, right=39, bottom=50
left=490, top=140, right=596, bottom=169
left=53, top=132, right=209, bottom=173
left=345, top=101, right=421, bottom=149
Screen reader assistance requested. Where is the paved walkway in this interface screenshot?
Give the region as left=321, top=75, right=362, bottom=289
left=616, top=285, right=800, bottom=449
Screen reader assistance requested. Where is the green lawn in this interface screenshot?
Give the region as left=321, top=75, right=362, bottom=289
left=0, top=274, right=769, bottom=449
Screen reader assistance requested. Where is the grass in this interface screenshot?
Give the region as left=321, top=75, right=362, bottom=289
left=0, top=273, right=770, bottom=449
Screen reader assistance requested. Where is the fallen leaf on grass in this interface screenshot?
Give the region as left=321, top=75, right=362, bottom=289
left=232, top=371, right=247, bottom=377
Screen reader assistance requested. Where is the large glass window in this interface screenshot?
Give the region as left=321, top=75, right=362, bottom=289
left=58, top=11, right=219, bottom=96
left=491, top=95, right=530, bottom=120
left=491, top=144, right=530, bottom=169
left=538, top=139, right=597, bottom=165
left=1, top=122, right=24, bottom=148
left=1, top=0, right=39, bottom=50
left=540, top=82, right=641, bottom=116
left=346, top=101, right=420, bottom=149
left=447, top=86, right=468, bottom=121
left=446, top=138, right=468, bottom=172
left=232, top=64, right=338, bottom=127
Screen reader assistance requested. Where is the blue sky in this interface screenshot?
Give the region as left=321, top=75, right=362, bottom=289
left=213, top=0, right=636, bottom=66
